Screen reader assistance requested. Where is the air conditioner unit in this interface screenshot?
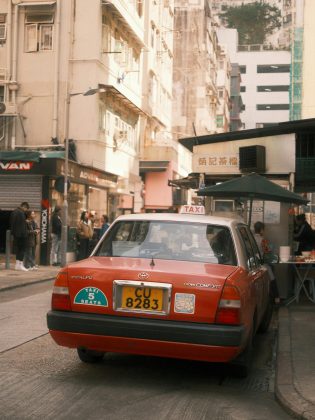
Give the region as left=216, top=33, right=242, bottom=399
left=0, top=102, right=18, bottom=115
left=239, top=145, right=266, bottom=173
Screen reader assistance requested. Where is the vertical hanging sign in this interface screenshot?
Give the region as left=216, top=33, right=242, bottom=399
left=40, top=177, right=50, bottom=265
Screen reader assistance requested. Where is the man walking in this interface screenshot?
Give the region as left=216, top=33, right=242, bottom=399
left=10, top=201, right=29, bottom=271
left=50, top=206, right=62, bottom=266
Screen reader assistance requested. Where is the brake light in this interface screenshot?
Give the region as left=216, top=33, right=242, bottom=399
left=51, top=271, right=71, bottom=311
left=215, top=285, right=241, bottom=325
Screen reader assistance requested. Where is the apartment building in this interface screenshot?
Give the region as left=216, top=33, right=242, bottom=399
left=172, top=0, right=219, bottom=138
left=0, top=0, right=179, bottom=262
left=216, top=43, right=231, bottom=133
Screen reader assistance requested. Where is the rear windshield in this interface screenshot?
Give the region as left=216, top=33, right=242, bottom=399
left=95, top=220, right=237, bottom=265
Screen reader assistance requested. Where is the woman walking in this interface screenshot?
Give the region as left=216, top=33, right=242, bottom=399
left=76, top=211, right=93, bottom=260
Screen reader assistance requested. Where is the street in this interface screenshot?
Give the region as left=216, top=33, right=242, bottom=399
left=0, top=282, right=292, bottom=420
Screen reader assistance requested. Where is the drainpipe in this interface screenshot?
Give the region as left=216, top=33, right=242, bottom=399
left=6, top=0, right=12, bottom=88
left=11, top=3, right=19, bottom=150
left=4, top=1, right=12, bottom=149
left=52, top=0, right=61, bottom=139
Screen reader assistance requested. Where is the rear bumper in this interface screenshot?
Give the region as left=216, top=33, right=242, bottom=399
left=47, top=310, right=245, bottom=347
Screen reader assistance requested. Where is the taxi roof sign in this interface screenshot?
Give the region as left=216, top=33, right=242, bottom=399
left=179, top=205, right=205, bottom=215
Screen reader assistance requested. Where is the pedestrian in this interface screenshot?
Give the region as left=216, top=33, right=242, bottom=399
left=293, top=214, right=315, bottom=255
left=24, top=210, right=37, bottom=270
left=30, top=210, right=40, bottom=268
left=99, top=214, right=110, bottom=238
left=50, top=206, right=62, bottom=266
left=76, top=210, right=93, bottom=260
left=10, top=201, right=29, bottom=271
left=254, top=221, right=280, bottom=304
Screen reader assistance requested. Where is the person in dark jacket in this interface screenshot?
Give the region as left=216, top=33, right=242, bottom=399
left=10, top=201, right=29, bottom=271
left=99, top=214, right=110, bottom=238
left=24, top=210, right=37, bottom=270
left=50, top=206, right=62, bottom=266
left=294, top=214, right=315, bottom=254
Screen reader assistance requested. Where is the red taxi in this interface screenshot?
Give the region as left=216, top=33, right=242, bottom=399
left=47, top=212, right=273, bottom=376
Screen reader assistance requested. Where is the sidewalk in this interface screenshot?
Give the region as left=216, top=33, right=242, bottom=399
left=0, top=262, right=59, bottom=292
left=0, top=262, right=315, bottom=418
left=276, top=301, right=315, bottom=419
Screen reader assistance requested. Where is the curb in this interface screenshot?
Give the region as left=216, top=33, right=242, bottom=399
left=0, top=277, right=55, bottom=293
left=275, top=307, right=315, bottom=420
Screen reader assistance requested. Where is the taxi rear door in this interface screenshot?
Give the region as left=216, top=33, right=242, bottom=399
left=236, top=225, right=269, bottom=322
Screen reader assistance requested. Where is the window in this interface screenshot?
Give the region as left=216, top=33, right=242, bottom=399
left=0, top=85, right=4, bottom=102
left=137, top=0, right=143, bottom=17
left=25, top=13, right=54, bottom=52
left=102, top=18, right=111, bottom=52
left=0, top=16, right=7, bottom=42
left=240, top=86, right=246, bottom=92
left=256, top=123, right=277, bottom=128
left=257, top=64, right=290, bottom=73
left=239, top=65, right=246, bottom=74
left=237, top=226, right=259, bottom=270
left=257, top=104, right=289, bottom=110
left=96, top=221, right=237, bottom=265
left=216, top=115, right=223, bottom=128
left=257, top=85, right=289, bottom=92
left=150, top=24, right=155, bottom=48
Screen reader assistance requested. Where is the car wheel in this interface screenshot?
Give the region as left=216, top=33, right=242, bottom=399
left=77, top=348, right=105, bottom=363
left=230, top=328, right=253, bottom=378
left=257, top=298, right=273, bottom=334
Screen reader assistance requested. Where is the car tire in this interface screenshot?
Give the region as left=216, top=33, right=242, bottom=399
left=230, top=327, right=253, bottom=378
left=257, top=298, right=273, bottom=334
left=77, top=348, right=105, bottom=363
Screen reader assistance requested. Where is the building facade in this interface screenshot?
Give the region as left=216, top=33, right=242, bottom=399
left=0, top=0, right=181, bottom=261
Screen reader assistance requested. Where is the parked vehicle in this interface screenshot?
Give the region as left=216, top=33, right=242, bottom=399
left=47, top=212, right=273, bottom=377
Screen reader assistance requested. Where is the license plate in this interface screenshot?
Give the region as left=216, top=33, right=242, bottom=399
left=121, top=286, right=163, bottom=311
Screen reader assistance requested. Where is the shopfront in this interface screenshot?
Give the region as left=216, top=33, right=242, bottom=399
left=0, top=152, right=117, bottom=265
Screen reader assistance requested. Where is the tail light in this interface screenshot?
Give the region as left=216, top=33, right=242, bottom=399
left=51, top=270, right=71, bottom=311
left=215, top=284, right=241, bottom=325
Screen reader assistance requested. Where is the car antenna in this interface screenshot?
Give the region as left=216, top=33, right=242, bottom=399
left=150, top=257, right=155, bottom=268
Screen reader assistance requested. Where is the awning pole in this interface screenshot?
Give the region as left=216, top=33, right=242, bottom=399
left=248, top=198, right=253, bottom=227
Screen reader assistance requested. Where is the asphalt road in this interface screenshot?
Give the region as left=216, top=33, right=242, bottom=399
left=0, top=283, right=292, bottom=420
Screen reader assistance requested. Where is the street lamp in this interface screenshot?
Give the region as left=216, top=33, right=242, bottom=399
left=60, top=87, right=105, bottom=267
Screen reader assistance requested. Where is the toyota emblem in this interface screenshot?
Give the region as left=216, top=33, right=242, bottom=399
left=138, top=272, right=149, bottom=280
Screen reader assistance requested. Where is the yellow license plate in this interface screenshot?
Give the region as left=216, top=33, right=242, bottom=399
left=121, top=286, right=163, bottom=311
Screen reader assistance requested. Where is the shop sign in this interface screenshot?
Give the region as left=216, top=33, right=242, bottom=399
left=58, top=160, right=117, bottom=188
left=0, top=161, right=34, bottom=170
left=79, top=170, right=116, bottom=188
left=193, top=153, right=240, bottom=174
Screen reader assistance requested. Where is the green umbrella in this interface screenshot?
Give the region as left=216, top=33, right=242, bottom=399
left=197, top=173, right=308, bottom=226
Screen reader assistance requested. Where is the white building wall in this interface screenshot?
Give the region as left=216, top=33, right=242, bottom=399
left=237, top=50, right=290, bottom=129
